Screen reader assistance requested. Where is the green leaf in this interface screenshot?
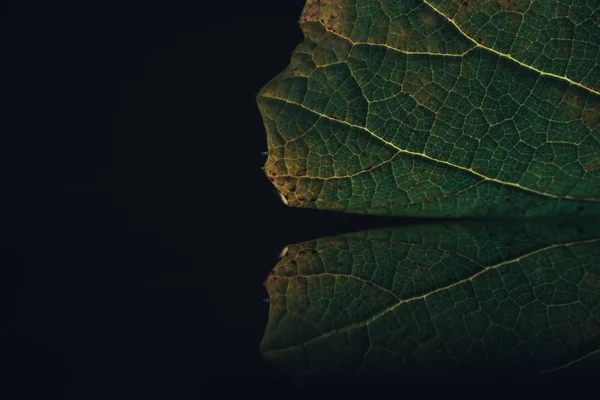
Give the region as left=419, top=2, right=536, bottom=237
left=257, top=0, right=600, bottom=217
left=261, top=221, right=600, bottom=382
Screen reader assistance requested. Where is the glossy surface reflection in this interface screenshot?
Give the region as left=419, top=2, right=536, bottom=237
left=261, top=220, right=600, bottom=382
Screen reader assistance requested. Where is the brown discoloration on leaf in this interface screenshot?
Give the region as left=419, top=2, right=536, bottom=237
left=498, top=0, right=518, bottom=11
left=515, top=40, right=534, bottom=53
left=582, top=107, right=600, bottom=129
left=556, top=4, right=569, bottom=17
left=421, top=12, right=436, bottom=27
left=264, top=275, right=284, bottom=287
left=398, top=27, right=411, bottom=40
left=300, top=0, right=345, bottom=34
left=394, top=113, right=408, bottom=123
left=263, top=153, right=308, bottom=206
left=327, top=202, right=346, bottom=211
left=582, top=159, right=600, bottom=173
left=460, top=1, right=474, bottom=11
left=582, top=272, right=600, bottom=286
left=498, top=0, right=529, bottom=12
left=294, top=168, right=307, bottom=177
left=455, top=0, right=476, bottom=25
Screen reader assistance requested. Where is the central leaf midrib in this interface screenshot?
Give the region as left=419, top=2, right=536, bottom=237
left=263, top=238, right=600, bottom=354
left=260, top=94, right=600, bottom=203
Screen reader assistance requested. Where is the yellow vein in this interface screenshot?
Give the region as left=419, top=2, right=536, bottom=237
left=277, top=272, right=401, bottom=301
left=420, top=0, right=600, bottom=97
left=271, top=153, right=401, bottom=180
left=311, top=23, right=474, bottom=57
left=259, top=94, right=600, bottom=202
left=264, top=238, right=600, bottom=355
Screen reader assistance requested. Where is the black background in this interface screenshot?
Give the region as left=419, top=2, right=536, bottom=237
left=4, top=0, right=415, bottom=395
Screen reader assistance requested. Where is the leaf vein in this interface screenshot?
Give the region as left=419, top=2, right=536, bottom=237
left=420, top=0, right=600, bottom=96
left=259, top=94, right=600, bottom=203
left=264, top=238, right=600, bottom=355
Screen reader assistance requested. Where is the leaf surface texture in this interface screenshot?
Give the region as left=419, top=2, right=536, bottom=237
left=261, top=221, right=600, bottom=380
left=258, top=0, right=600, bottom=216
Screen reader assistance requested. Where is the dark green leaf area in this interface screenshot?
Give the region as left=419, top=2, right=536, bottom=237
left=261, top=221, right=600, bottom=382
left=258, top=0, right=600, bottom=216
